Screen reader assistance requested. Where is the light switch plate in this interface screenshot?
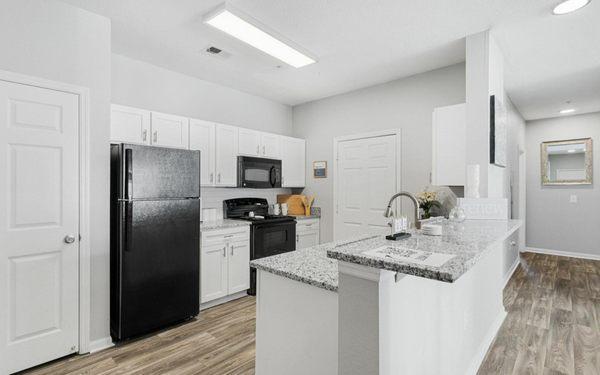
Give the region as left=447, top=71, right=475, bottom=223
left=570, top=195, right=578, bottom=203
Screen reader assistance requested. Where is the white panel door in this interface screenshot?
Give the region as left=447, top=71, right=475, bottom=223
left=0, top=80, right=79, bottom=374
left=201, top=242, right=229, bottom=303
left=238, top=128, right=261, bottom=156
left=110, top=104, right=150, bottom=145
left=215, top=124, right=239, bottom=186
left=227, top=241, right=250, bottom=294
left=260, top=132, right=281, bottom=159
left=281, top=136, right=306, bottom=187
left=336, top=135, right=396, bottom=240
left=150, top=111, right=189, bottom=149
left=189, top=119, right=216, bottom=186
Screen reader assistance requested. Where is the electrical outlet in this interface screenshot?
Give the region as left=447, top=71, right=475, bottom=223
left=570, top=195, right=578, bottom=203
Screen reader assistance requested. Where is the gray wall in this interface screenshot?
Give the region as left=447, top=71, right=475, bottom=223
left=112, top=54, right=293, bottom=135
left=526, top=112, right=600, bottom=257
left=292, top=63, right=466, bottom=242
left=0, top=0, right=112, bottom=342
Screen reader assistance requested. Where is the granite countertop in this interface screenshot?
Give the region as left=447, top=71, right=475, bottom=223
left=201, top=219, right=251, bottom=231
left=252, top=219, right=521, bottom=290
left=327, top=219, right=521, bottom=283
left=250, top=233, right=381, bottom=292
left=292, top=215, right=321, bottom=221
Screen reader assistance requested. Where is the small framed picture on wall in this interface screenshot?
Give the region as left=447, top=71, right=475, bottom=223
left=313, top=161, right=327, bottom=178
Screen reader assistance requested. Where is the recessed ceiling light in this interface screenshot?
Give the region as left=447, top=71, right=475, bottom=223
left=204, top=5, right=316, bottom=68
left=560, top=108, right=576, bottom=114
left=553, top=0, right=591, bottom=15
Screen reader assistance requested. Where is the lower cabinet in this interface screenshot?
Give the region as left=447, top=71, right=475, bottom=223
left=201, top=226, right=250, bottom=304
left=296, top=218, right=320, bottom=250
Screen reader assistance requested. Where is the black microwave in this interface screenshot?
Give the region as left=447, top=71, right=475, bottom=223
left=237, top=156, right=282, bottom=188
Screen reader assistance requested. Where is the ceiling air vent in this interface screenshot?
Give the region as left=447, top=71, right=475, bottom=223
left=204, top=45, right=231, bottom=60
left=206, top=46, right=222, bottom=54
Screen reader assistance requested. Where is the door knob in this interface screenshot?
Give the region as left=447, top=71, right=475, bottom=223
left=64, top=235, right=76, bottom=244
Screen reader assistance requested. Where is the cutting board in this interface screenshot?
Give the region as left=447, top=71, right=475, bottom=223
left=277, top=194, right=306, bottom=215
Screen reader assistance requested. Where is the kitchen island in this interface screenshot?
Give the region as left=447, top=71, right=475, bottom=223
left=250, top=219, right=521, bottom=375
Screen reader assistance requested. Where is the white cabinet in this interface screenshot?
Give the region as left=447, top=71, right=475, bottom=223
left=260, top=132, right=281, bottom=158
left=296, top=218, right=320, bottom=250
left=189, top=119, right=216, bottom=186
left=238, top=128, right=262, bottom=156
left=150, top=111, right=189, bottom=149
left=110, top=104, right=150, bottom=145
left=281, top=136, right=306, bottom=187
left=238, top=129, right=281, bottom=159
left=215, top=124, right=239, bottom=186
left=201, top=227, right=250, bottom=304
left=432, top=103, right=466, bottom=186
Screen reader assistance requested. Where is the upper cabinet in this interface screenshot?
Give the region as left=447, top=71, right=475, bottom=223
left=431, top=103, right=466, bottom=186
left=238, top=128, right=261, bottom=157
left=215, top=124, right=239, bottom=187
left=110, top=105, right=150, bottom=145
left=238, top=129, right=281, bottom=159
left=261, top=132, right=281, bottom=159
left=189, top=119, right=216, bottom=186
left=281, top=136, right=306, bottom=187
left=150, top=111, right=189, bottom=149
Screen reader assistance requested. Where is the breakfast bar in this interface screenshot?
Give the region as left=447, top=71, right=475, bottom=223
left=251, top=219, right=522, bottom=375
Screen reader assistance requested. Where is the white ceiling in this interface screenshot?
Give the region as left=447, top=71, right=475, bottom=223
left=62, top=0, right=600, bottom=119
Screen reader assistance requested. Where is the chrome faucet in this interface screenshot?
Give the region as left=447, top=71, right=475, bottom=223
left=383, top=191, right=422, bottom=230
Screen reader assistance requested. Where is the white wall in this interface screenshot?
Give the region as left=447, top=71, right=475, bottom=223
left=292, top=63, right=466, bottom=242
left=526, top=112, right=600, bottom=257
left=0, top=0, right=112, bottom=343
left=112, top=54, right=293, bottom=135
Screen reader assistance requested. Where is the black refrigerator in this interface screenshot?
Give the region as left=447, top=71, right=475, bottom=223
left=110, top=144, right=200, bottom=342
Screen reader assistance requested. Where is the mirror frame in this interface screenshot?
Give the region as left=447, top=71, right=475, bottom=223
left=541, top=137, right=593, bottom=186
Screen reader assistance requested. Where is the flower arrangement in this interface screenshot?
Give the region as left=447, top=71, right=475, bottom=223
left=417, top=190, right=442, bottom=219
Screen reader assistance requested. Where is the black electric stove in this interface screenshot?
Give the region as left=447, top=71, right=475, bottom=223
left=223, top=198, right=296, bottom=295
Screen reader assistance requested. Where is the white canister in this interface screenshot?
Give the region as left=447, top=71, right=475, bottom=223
left=272, top=203, right=281, bottom=215
left=281, top=203, right=288, bottom=216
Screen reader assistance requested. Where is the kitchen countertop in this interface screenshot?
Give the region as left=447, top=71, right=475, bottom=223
left=251, top=219, right=521, bottom=290
left=200, top=219, right=250, bottom=231
left=292, top=215, right=321, bottom=221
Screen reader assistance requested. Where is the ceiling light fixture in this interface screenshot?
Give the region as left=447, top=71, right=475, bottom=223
left=553, top=0, right=591, bottom=15
left=204, top=4, right=316, bottom=68
left=567, top=149, right=576, bottom=153
left=560, top=108, right=576, bottom=114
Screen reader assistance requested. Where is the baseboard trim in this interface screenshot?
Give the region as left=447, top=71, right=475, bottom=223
left=502, top=258, right=520, bottom=289
left=88, top=337, right=114, bottom=354
left=200, top=291, right=248, bottom=311
left=524, top=247, right=600, bottom=261
left=466, top=309, right=508, bottom=375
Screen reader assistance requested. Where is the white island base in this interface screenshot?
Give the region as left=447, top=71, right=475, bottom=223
left=255, top=240, right=507, bottom=375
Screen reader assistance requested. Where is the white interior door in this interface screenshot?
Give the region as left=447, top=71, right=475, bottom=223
left=335, top=135, right=397, bottom=241
left=0, top=80, right=80, bottom=374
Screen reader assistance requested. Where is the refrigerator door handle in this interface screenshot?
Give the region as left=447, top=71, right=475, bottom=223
left=125, top=148, right=133, bottom=200
left=125, top=202, right=133, bottom=251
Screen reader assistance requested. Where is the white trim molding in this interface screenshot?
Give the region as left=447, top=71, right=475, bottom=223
left=89, top=337, right=114, bottom=354
left=524, top=247, right=600, bottom=261
left=0, top=69, right=92, bottom=355
left=466, top=310, right=508, bottom=375
left=503, top=257, right=521, bottom=289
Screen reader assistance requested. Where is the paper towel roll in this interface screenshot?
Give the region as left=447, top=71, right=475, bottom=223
left=466, top=164, right=480, bottom=199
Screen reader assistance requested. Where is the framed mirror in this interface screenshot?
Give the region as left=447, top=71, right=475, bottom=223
left=541, top=138, right=593, bottom=185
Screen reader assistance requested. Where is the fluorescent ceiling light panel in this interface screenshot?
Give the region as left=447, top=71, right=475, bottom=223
left=560, top=108, right=576, bottom=114
left=553, top=0, right=591, bottom=15
left=205, top=7, right=316, bottom=68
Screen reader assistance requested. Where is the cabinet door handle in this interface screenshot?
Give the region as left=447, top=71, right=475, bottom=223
left=142, top=129, right=148, bottom=142
left=222, top=247, right=226, bottom=257
left=210, top=173, right=214, bottom=183
left=230, top=245, right=234, bottom=256
left=296, top=234, right=299, bottom=242
left=256, top=145, right=260, bottom=155
left=153, top=131, right=158, bottom=143
left=263, top=145, right=266, bottom=155
left=217, top=173, right=221, bottom=183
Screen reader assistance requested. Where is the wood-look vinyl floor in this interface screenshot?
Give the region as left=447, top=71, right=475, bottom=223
left=22, top=297, right=256, bottom=375
left=21, top=253, right=600, bottom=375
left=479, top=252, right=600, bottom=375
